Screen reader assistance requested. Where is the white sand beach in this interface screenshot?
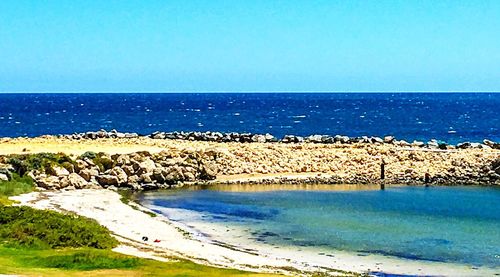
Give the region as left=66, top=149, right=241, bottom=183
left=11, top=189, right=499, bottom=276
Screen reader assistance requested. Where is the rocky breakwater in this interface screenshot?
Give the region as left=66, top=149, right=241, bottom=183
left=55, top=129, right=500, bottom=150
left=0, top=150, right=218, bottom=191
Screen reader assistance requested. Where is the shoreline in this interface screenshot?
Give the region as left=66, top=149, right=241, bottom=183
left=10, top=189, right=499, bottom=276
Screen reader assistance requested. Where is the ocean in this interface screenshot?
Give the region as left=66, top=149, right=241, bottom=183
left=0, top=93, right=499, bottom=143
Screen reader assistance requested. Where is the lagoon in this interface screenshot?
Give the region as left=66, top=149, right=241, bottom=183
left=141, top=185, right=500, bottom=271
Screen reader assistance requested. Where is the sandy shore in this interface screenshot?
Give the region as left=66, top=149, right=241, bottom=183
left=10, top=189, right=499, bottom=276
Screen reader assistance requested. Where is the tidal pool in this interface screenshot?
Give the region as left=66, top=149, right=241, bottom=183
left=139, top=184, right=500, bottom=269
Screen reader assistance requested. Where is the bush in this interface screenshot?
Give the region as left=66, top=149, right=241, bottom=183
left=79, top=151, right=97, bottom=160
left=0, top=206, right=118, bottom=249
left=0, top=173, right=34, bottom=205
left=7, top=153, right=76, bottom=176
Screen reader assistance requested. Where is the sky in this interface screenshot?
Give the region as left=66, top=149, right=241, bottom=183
left=1, top=0, right=500, bottom=92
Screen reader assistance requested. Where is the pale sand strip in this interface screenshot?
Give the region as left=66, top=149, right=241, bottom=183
left=11, top=189, right=499, bottom=276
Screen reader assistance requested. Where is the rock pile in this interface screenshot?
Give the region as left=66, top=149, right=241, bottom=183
left=53, top=129, right=500, bottom=150
left=7, top=150, right=218, bottom=191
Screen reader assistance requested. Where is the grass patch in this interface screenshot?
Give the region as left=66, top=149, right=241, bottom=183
left=0, top=205, right=118, bottom=249
left=0, top=173, right=34, bottom=205
left=0, top=246, right=278, bottom=276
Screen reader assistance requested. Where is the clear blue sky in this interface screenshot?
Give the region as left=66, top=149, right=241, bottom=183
left=1, top=0, right=499, bottom=92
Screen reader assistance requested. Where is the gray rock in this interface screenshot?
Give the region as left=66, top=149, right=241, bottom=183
left=456, top=142, right=471, bottom=149
left=334, top=135, right=350, bottom=143
left=383, top=136, right=395, bottom=144
left=371, top=137, right=384, bottom=144
left=427, top=139, right=439, bottom=149
left=412, top=141, right=425, bottom=147
left=395, top=140, right=411, bottom=147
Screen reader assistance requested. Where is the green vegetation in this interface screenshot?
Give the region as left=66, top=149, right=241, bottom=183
left=0, top=205, right=118, bottom=249
left=0, top=246, right=278, bottom=276
left=0, top=173, right=34, bottom=205
left=6, top=152, right=76, bottom=176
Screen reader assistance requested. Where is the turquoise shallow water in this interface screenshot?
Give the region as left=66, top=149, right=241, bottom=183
left=140, top=185, right=500, bottom=268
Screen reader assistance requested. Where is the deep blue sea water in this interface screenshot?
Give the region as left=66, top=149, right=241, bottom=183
left=141, top=185, right=500, bottom=268
left=0, top=93, right=499, bottom=143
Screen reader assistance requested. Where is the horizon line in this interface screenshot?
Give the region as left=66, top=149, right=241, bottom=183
left=1, top=90, right=500, bottom=94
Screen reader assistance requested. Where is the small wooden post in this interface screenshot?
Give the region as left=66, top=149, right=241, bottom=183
left=380, top=160, right=385, bottom=190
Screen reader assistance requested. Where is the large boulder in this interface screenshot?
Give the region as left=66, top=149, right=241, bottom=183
left=36, top=176, right=63, bottom=190
left=79, top=168, right=99, bottom=181
left=61, top=173, right=90, bottom=189
left=96, top=175, right=119, bottom=187
left=136, top=159, right=156, bottom=175
left=108, top=167, right=128, bottom=185
left=47, top=165, right=70, bottom=176
left=199, top=162, right=217, bottom=180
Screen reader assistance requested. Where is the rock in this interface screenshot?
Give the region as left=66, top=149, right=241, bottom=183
left=395, top=140, right=411, bottom=147
left=140, top=173, right=153, bottom=183
left=183, top=172, right=196, bottom=181
left=74, top=159, right=88, bottom=172
left=79, top=168, right=99, bottom=182
left=108, top=167, right=128, bottom=185
left=0, top=168, right=11, bottom=181
left=334, top=135, right=350, bottom=143
left=427, top=139, right=439, bottom=149
left=282, top=135, right=304, bottom=143
left=151, top=168, right=166, bottom=183
left=483, top=139, right=494, bottom=146
left=122, top=165, right=135, bottom=176
left=47, top=165, right=70, bottom=176
left=199, top=162, right=217, bottom=180
left=456, top=142, right=470, bottom=149
left=307, top=135, right=323, bottom=143
left=137, top=159, right=156, bottom=174
left=107, top=185, right=118, bottom=191
left=36, top=176, right=62, bottom=189
left=115, top=154, right=131, bottom=166
left=0, top=173, right=8, bottom=182
left=265, top=133, right=277, bottom=142
left=412, top=141, right=425, bottom=147
left=64, top=173, right=89, bottom=189
left=371, top=137, right=384, bottom=144
left=96, top=175, right=119, bottom=187
left=383, top=136, right=395, bottom=144
left=251, top=134, right=267, bottom=143
left=127, top=175, right=140, bottom=185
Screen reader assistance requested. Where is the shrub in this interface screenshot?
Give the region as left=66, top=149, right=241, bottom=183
left=0, top=206, right=118, bottom=249
left=0, top=173, right=34, bottom=205
left=79, top=151, right=97, bottom=160
left=7, top=153, right=76, bottom=176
